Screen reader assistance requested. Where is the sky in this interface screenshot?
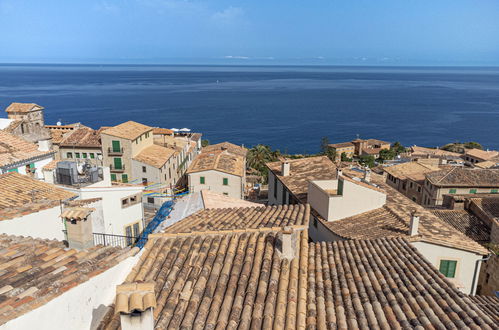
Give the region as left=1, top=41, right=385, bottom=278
left=0, top=0, right=498, bottom=65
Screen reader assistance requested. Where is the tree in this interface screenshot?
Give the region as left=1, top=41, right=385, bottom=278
left=359, top=155, right=376, bottom=168
left=341, top=152, right=351, bottom=162
left=464, top=142, right=483, bottom=150
left=391, top=142, right=406, bottom=155
left=320, top=136, right=336, bottom=161
left=201, top=139, right=210, bottom=147
left=379, top=149, right=396, bottom=162
left=246, top=144, right=280, bottom=183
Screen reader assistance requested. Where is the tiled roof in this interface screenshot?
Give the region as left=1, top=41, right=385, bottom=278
left=164, top=204, right=309, bottom=234
left=101, top=121, right=152, bottom=140
left=202, top=142, right=247, bottom=157
left=366, top=138, right=391, bottom=145
left=115, top=282, right=157, bottom=314
left=5, top=102, right=43, bottom=113
left=100, top=228, right=309, bottom=329
left=426, top=167, right=499, bottom=187
left=0, top=172, right=76, bottom=220
left=41, top=159, right=60, bottom=170
left=465, top=148, right=499, bottom=161
left=152, top=127, right=173, bottom=135
left=470, top=196, right=499, bottom=219
left=187, top=150, right=245, bottom=177
left=468, top=295, right=499, bottom=323
left=432, top=210, right=491, bottom=244
left=266, top=156, right=337, bottom=203
left=132, top=144, right=175, bottom=168
left=60, top=207, right=94, bottom=220
left=320, top=170, right=488, bottom=254
left=383, top=161, right=440, bottom=182
left=0, top=234, right=137, bottom=326
left=0, top=130, right=53, bottom=167
left=59, top=127, right=102, bottom=148
left=2, top=119, right=22, bottom=133
left=329, top=142, right=354, bottom=148
left=200, top=190, right=260, bottom=209
left=475, top=160, right=498, bottom=169
left=410, top=145, right=461, bottom=158
left=307, top=238, right=497, bottom=329
left=362, top=147, right=382, bottom=155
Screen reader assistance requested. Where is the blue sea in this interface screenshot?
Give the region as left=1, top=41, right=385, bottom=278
left=0, top=64, right=498, bottom=154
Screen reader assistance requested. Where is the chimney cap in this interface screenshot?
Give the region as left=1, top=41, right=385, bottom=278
left=116, top=282, right=157, bottom=315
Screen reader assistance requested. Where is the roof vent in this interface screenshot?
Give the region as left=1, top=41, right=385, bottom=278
left=280, top=226, right=296, bottom=260
left=282, top=162, right=290, bottom=176
left=409, top=210, right=420, bottom=236
left=116, top=282, right=156, bottom=330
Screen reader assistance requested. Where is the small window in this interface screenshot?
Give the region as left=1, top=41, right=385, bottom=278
left=449, top=188, right=457, bottom=194
left=122, top=174, right=128, bottom=183
left=491, top=189, right=498, bottom=194
left=469, top=189, right=477, bottom=194
left=111, top=174, right=117, bottom=181
left=142, top=166, right=147, bottom=173
left=67, top=152, right=73, bottom=158
left=130, top=195, right=137, bottom=203
left=418, top=186, right=421, bottom=193
left=75, top=152, right=80, bottom=158
left=89, top=153, right=95, bottom=159
left=200, top=176, right=205, bottom=184
left=122, top=198, right=129, bottom=206
left=223, top=178, right=228, bottom=186
left=439, top=260, right=457, bottom=278
left=223, top=192, right=228, bottom=196
left=83, top=153, right=88, bottom=158
left=147, top=197, right=154, bottom=204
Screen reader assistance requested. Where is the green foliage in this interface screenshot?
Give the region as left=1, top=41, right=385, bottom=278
left=463, top=141, right=483, bottom=150
left=441, top=141, right=483, bottom=153
left=201, top=139, right=210, bottom=147
left=247, top=144, right=281, bottom=183
left=320, top=136, right=336, bottom=161
left=391, top=141, right=406, bottom=155
left=359, top=155, right=376, bottom=168
left=378, top=148, right=396, bottom=162
left=341, top=152, right=352, bottom=162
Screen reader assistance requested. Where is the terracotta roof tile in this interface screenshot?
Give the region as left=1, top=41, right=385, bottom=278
left=200, top=190, right=260, bottom=209
left=132, top=144, right=175, bottom=168
left=187, top=150, right=245, bottom=177
left=5, top=103, right=43, bottom=113
left=59, top=127, right=102, bottom=148
left=0, top=130, right=53, bottom=167
left=426, top=168, right=499, bottom=187
left=410, top=145, right=462, bottom=158
left=202, top=142, right=247, bottom=157
left=101, top=121, right=152, bottom=140
left=383, top=161, right=440, bottom=182
left=432, top=210, right=491, bottom=244
left=465, top=148, right=499, bottom=161
left=0, top=234, right=137, bottom=326
left=468, top=295, right=499, bottom=322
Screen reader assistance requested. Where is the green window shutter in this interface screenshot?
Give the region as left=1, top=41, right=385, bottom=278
left=89, top=153, right=95, bottom=159
left=114, top=158, right=122, bottom=169
left=112, top=140, right=121, bottom=152
left=200, top=176, right=205, bottom=184
left=122, top=174, right=128, bottom=183
left=82, top=153, right=87, bottom=159
left=75, top=152, right=80, bottom=158
left=111, top=174, right=117, bottom=181
left=491, top=189, right=498, bottom=194
left=470, top=189, right=477, bottom=194
left=337, top=179, right=344, bottom=195
left=29, top=163, right=35, bottom=169
left=223, top=178, right=228, bottom=185
left=67, top=152, right=72, bottom=158
left=449, top=188, right=457, bottom=194
left=439, top=260, right=457, bottom=278
left=8, top=168, right=18, bottom=173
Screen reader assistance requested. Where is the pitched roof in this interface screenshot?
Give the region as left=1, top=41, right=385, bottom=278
left=431, top=210, right=491, bottom=244
left=202, top=142, right=247, bottom=157
left=266, top=156, right=337, bottom=203
left=383, top=161, right=440, bottom=182
left=152, top=127, right=173, bottom=135
left=0, top=130, right=53, bottom=167
left=41, top=159, right=60, bottom=170
left=164, top=204, right=309, bottom=234
left=101, top=228, right=309, bottom=329
left=465, top=148, right=499, bottom=161
left=410, top=145, right=461, bottom=158
left=469, top=196, right=499, bottom=219
left=5, top=102, right=43, bottom=113
left=475, top=160, right=498, bottom=169
left=59, top=127, right=102, bottom=148
left=187, top=150, right=245, bottom=177
left=320, top=170, right=488, bottom=254
left=468, top=295, right=499, bottom=323
left=426, top=168, right=499, bottom=187
left=366, top=138, right=391, bottom=145
left=200, top=190, right=260, bottom=209
left=101, top=121, right=152, bottom=140
left=0, top=234, right=137, bottom=326
left=0, top=172, right=76, bottom=220
left=132, top=144, right=175, bottom=168
left=328, top=142, right=354, bottom=149
left=307, top=238, right=497, bottom=329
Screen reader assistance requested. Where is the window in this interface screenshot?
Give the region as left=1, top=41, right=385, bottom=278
left=337, top=179, right=344, bottom=195
left=112, top=140, right=121, bottom=152
left=469, top=189, right=477, bottom=194
left=313, top=217, right=318, bottom=228
left=125, top=225, right=133, bottom=245
left=67, top=152, right=73, bottom=158
left=133, top=223, right=140, bottom=237
left=169, top=168, right=171, bottom=179
left=114, top=157, right=122, bottom=170
left=273, top=176, right=277, bottom=198
left=8, top=168, right=18, bottom=173
left=122, top=198, right=129, bottom=206
left=75, top=152, right=80, bottom=158
left=410, top=182, right=413, bottom=189
left=412, top=197, right=416, bottom=202
left=82, top=153, right=87, bottom=159
left=449, top=188, right=457, bottom=194
left=200, top=176, right=205, bottom=184
left=122, top=174, right=128, bottom=183
left=223, top=178, right=228, bottom=186
left=97, top=153, right=102, bottom=159
left=439, top=260, right=457, bottom=278
left=491, top=189, right=498, bottom=194
left=111, top=174, right=117, bottom=181
left=147, top=197, right=154, bottom=204
left=89, top=153, right=95, bottom=159
left=142, top=166, right=147, bottom=173
left=417, top=186, right=421, bottom=193
left=142, top=178, right=148, bottom=185
left=223, top=192, right=228, bottom=196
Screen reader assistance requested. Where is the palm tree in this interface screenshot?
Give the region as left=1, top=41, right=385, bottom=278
left=247, top=144, right=280, bottom=183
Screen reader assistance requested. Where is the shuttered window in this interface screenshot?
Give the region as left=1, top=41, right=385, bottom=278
left=223, top=178, right=228, bottom=185
left=469, top=189, right=477, bottom=194
left=439, top=260, right=457, bottom=278
left=122, top=174, right=128, bottom=183
left=200, top=176, right=205, bottom=184
left=111, top=174, right=117, bottom=181
left=112, top=140, right=121, bottom=152
left=114, top=158, right=122, bottom=170
left=449, top=188, right=457, bottom=194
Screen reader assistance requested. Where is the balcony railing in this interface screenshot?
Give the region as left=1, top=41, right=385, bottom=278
left=110, top=164, right=125, bottom=172
left=108, top=147, right=124, bottom=155
left=63, top=230, right=144, bottom=248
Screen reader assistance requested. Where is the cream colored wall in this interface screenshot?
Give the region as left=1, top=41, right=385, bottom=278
left=59, top=146, right=102, bottom=166
left=188, top=170, right=243, bottom=199
left=424, top=184, right=499, bottom=206
left=411, top=241, right=483, bottom=295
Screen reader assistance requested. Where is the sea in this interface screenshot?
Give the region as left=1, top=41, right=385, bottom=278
left=0, top=64, right=498, bottom=154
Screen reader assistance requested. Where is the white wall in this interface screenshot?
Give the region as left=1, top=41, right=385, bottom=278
left=268, top=171, right=286, bottom=205
left=3, top=155, right=54, bottom=179
left=0, top=251, right=141, bottom=330
left=188, top=170, right=243, bottom=199
left=0, top=206, right=64, bottom=240
left=411, top=241, right=483, bottom=295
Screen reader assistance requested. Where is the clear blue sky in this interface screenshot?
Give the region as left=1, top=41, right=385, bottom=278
left=1, top=0, right=498, bottom=65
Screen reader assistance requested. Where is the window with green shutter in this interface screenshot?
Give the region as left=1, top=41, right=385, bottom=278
left=29, top=163, right=35, bottom=169
left=469, top=189, right=477, bottom=194
left=200, top=176, right=205, bottom=184
left=89, top=153, right=95, bottom=159
left=82, top=153, right=87, bottom=159
left=492, top=189, right=498, bottom=194
left=111, top=174, right=117, bottom=181
left=122, top=174, right=128, bottom=183
left=8, top=168, right=18, bottom=173
left=67, top=152, right=73, bottom=158
left=449, top=188, right=457, bottom=194
left=337, top=179, right=344, bottom=195
left=114, top=158, right=122, bottom=170
left=439, top=260, right=457, bottom=278
left=223, top=178, right=228, bottom=186
left=112, top=140, right=121, bottom=152
left=75, top=152, right=80, bottom=158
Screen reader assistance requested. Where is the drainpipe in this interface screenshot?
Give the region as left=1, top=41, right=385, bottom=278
left=470, top=253, right=493, bottom=296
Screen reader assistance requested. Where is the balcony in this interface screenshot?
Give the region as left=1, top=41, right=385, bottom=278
left=107, top=147, right=124, bottom=155
left=110, top=164, right=125, bottom=172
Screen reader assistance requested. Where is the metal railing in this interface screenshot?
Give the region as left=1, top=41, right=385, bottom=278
left=62, top=230, right=142, bottom=248
left=110, top=164, right=126, bottom=172
left=108, top=147, right=124, bottom=155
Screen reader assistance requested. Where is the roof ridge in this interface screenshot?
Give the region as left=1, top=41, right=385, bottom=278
left=436, top=166, right=457, bottom=184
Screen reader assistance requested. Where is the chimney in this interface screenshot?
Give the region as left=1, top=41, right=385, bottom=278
left=282, top=161, right=290, bottom=176
left=116, top=282, right=156, bottom=330
left=280, top=227, right=296, bottom=260
left=409, top=211, right=420, bottom=236
left=337, top=168, right=343, bottom=177
left=61, top=207, right=95, bottom=250
left=363, top=167, right=371, bottom=183
left=102, top=166, right=112, bottom=185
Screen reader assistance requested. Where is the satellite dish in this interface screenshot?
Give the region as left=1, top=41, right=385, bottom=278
left=77, top=163, right=85, bottom=175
